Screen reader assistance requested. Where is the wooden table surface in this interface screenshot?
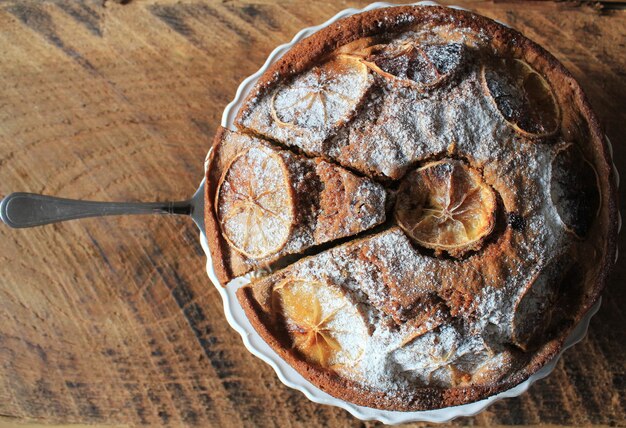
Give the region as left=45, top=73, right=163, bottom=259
left=0, top=1, right=624, bottom=426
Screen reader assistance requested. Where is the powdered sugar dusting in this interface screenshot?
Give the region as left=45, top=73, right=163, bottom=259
left=251, top=229, right=517, bottom=390
left=235, top=18, right=595, bottom=398
left=242, top=57, right=373, bottom=156
left=277, top=279, right=368, bottom=371
left=217, top=146, right=293, bottom=259
left=272, top=59, right=370, bottom=130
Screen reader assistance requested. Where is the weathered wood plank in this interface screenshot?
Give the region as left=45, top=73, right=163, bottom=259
left=0, top=1, right=624, bottom=426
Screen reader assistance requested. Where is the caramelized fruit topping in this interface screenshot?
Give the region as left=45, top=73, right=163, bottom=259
left=217, top=147, right=294, bottom=259
left=395, top=159, right=496, bottom=256
left=363, top=39, right=467, bottom=89
left=481, top=58, right=560, bottom=138
left=272, top=278, right=367, bottom=370
left=270, top=56, right=370, bottom=130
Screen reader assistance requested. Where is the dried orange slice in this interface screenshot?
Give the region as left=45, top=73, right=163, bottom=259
left=335, top=37, right=381, bottom=59
left=481, top=58, right=560, bottom=138
left=363, top=39, right=467, bottom=89
left=216, top=147, right=294, bottom=259
left=550, top=143, right=601, bottom=238
left=395, top=160, right=496, bottom=256
left=272, top=278, right=367, bottom=370
left=270, top=56, right=369, bottom=130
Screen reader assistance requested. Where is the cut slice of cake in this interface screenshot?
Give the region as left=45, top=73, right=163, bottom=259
left=205, top=127, right=387, bottom=283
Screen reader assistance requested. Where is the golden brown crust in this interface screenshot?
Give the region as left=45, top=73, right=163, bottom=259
left=214, top=5, right=618, bottom=411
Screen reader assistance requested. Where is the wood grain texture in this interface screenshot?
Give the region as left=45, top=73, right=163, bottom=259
left=0, top=1, right=624, bottom=426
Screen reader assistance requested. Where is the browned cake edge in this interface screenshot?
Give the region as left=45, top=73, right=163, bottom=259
left=238, top=284, right=572, bottom=411
left=205, top=126, right=239, bottom=284
left=225, top=5, right=618, bottom=411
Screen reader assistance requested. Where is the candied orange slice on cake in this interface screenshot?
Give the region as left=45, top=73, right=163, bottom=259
left=363, top=39, right=467, bottom=89
left=395, top=160, right=496, bottom=256
left=335, top=37, right=381, bottom=59
left=270, top=56, right=369, bottom=130
left=481, top=58, right=560, bottom=138
left=272, top=278, right=367, bottom=370
left=550, top=143, right=601, bottom=238
left=216, top=147, right=294, bottom=259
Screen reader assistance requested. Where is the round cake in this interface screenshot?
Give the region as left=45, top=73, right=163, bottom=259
left=204, top=6, right=618, bottom=411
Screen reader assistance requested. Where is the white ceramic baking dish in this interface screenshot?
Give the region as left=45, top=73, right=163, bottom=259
left=202, top=1, right=617, bottom=423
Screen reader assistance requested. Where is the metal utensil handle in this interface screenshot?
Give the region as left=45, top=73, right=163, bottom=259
left=0, top=192, right=192, bottom=228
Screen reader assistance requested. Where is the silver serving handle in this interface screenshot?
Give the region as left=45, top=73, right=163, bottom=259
left=0, top=181, right=205, bottom=232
